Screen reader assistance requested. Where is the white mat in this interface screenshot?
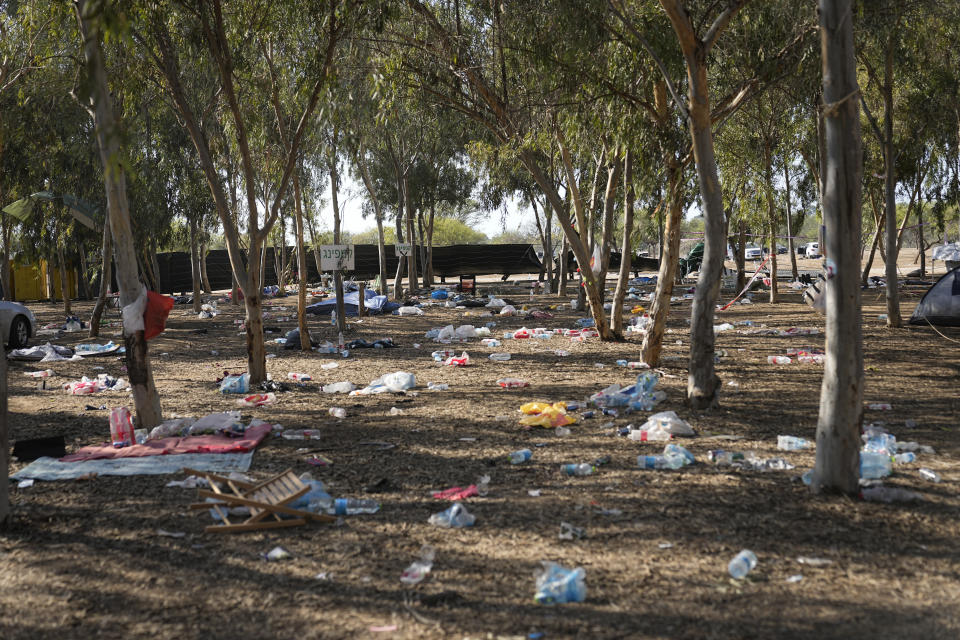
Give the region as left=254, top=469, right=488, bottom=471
left=10, top=451, right=255, bottom=481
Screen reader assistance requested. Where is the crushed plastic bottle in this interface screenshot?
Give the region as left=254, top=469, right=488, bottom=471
left=400, top=546, right=435, bottom=585
left=768, top=355, right=792, bottom=364
left=561, top=463, right=595, bottom=476
left=489, top=353, right=512, bottom=361
left=663, top=443, right=695, bottom=465
left=534, top=562, right=586, bottom=605
left=861, top=485, right=923, bottom=503
left=627, top=425, right=672, bottom=442
left=893, top=452, right=916, bottom=464
left=328, top=407, right=347, bottom=419
left=777, top=435, right=812, bottom=451
left=508, top=448, right=532, bottom=464
left=427, top=382, right=449, bottom=391
left=919, top=468, right=941, bottom=482
left=428, top=502, right=475, bottom=528
left=330, top=498, right=380, bottom=515
left=860, top=451, right=892, bottom=479
left=288, top=372, right=312, bottom=382
left=638, top=454, right=685, bottom=470
left=728, top=550, right=758, bottom=579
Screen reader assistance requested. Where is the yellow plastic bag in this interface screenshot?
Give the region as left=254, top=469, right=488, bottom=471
left=519, top=405, right=577, bottom=428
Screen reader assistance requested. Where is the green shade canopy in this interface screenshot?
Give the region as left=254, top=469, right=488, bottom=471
left=1, top=191, right=100, bottom=231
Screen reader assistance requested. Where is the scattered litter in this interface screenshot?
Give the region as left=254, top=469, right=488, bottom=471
left=237, top=393, right=276, bottom=407
left=389, top=407, right=404, bottom=415
left=428, top=502, right=475, bottom=528
left=400, top=545, right=435, bottom=585
left=165, top=475, right=210, bottom=488
left=265, top=546, right=291, bottom=561
left=919, top=468, right=941, bottom=482
left=528, top=489, right=542, bottom=497
left=427, top=382, right=449, bottom=391
left=777, top=435, right=812, bottom=451
left=785, top=574, right=804, bottom=583
left=658, top=542, right=673, bottom=549
left=329, top=407, right=346, bottom=419
left=728, top=549, right=758, bottom=579
left=282, top=429, right=322, bottom=440
left=498, top=378, right=529, bottom=388
left=444, top=352, right=470, bottom=366
left=519, top=403, right=576, bottom=428
left=322, top=381, right=355, bottom=394
left=534, top=561, right=586, bottom=604
left=796, top=556, right=833, bottom=567
left=156, top=529, right=187, bottom=538
left=288, top=372, right=312, bottom=382
left=352, top=371, right=416, bottom=394
left=17, top=479, right=34, bottom=489
left=432, top=485, right=479, bottom=501
left=321, top=362, right=339, bottom=370
left=558, top=522, right=585, bottom=540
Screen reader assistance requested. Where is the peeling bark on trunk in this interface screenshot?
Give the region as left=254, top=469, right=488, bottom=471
left=812, top=0, right=864, bottom=495
left=611, top=149, right=634, bottom=335
left=200, top=241, right=212, bottom=294
left=189, top=218, right=202, bottom=312
left=642, top=163, right=683, bottom=366
left=77, top=0, right=162, bottom=427
left=89, top=222, right=112, bottom=338
left=293, top=171, right=311, bottom=351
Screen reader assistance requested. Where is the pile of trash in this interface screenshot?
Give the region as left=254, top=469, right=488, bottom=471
left=351, top=371, right=416, bottom=395
left=8, top=342, right=80, bottom=362
left=63, top=374, right=130, bottom=395
left=148, top=411, right=260, bottom=440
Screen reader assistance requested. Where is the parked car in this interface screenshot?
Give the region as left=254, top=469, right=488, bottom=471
left=744, top=244, right=763, bottom=260
left=1, top=300, right=35, bottom=348
left=805, top=242, right=821, bottom=258
left=776, top=245, right=788, bottom=254
left=796, top=244, right=807, bottom=255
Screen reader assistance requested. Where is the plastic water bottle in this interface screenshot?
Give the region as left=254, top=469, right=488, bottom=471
left=663, top=444, right=695, bottom=465
left=768, top=355, right=792, bottom=364
left=489, top=353, right=512, bottom=361
left=638, top=454, right=685, bottom=470
left=892, top=452, right=916, bottom=464
left=561, top=463, right=595, bottom=476
left=109, top=407, right=135, bottom=447
left=919, top=468, right=941, bottom=482
left=534, top=562, right=586, bottom=604
left=508, top=449, right=532, bottom=464
left=860, top=451, right=892, bottom=479
left=288, top=373, right=312, bottom=382
left=728, top=550, right=758, bottom=579
left=777, top=435, right=812, bottom=451
left=331, top=498, right=379, bottom=515
left=428, top=502, right=475, bottom=528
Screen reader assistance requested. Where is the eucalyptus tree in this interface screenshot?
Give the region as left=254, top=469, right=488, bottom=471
left=135, top=0, right=361, bottom=383
left=75, top=0, right=163, bottom=428
left=856, top=0, right=938, bottom=327
left=811, top=0, right=863, bottom=495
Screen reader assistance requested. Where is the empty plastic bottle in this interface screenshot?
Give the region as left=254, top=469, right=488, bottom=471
left=330, top=498, right=380, bottom=515
left=400, top=546, right=435, bottom=584
left=893, top=452, right=916, bottom=464
left=663, top=444, right=695, bottom=465
left=728, top=550, right=758, bottom=579
left=919, top=468, right=941, bottom=483
left=777, top=435, right=812, bottom=451
left=288, top=373, right=312, bottom=382
left=638, top=454, right=685, bottom=470
left=489, top=353, right=512, bottom=361
left=708, top=450, right=747, bottom=465
left=328, top=407, right=346, bottom=419
left=508, top=448, right=532, bottom=464
left=768, top=355, right=792, bottom=364
left=859, top=451, right=892, bottom=479
left=428, top=502, right=475, bottom=528
left=534, top=562, right=586, bottom=605
left=561, top=463, right=595, bottom=476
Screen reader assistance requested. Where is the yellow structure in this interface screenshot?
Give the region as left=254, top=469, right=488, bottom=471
left=9, top=260, right=77, bottom=301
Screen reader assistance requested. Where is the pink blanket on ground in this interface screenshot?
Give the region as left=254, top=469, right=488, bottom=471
left=59, top=423, right=273, bottom=462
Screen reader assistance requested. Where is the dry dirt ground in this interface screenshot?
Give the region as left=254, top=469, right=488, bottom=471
left=2, top=272, right=959, bottom=640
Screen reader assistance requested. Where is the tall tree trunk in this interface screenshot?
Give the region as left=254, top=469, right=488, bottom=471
left=611, top=149, right=634, bottom=335
left=812, top=0, right=864, bottom=495
left=46, top=259, right=56, bottom=305
left=189, top=218, right=202, bottom=312
left=149, top=238, right=161, bottom=292
left=532, top=196, right=548, bottom=282
left=78, top=244, right=92, bottom=300
left=404, top=177, right=418, bottom=294
left=736, top=217, right=746, bottom=292
left=292, top=171, right=311, bottom=350
left=376, top=215, right=387, bottom=294
left=861, top=210, right=885, bottom=286
left=426, top=204, right=436, bottom=287
left=763, top=140, right=779, bottom=303
left=57, top=241, right=71, bottom=315
left=642, top=163, right=683, bottom=366
left=559, top=234, right=568, bottom=297
left=917, top=203, right=925, bottom=277
left=784, top=160, right=798, bottom=280
left=882, top=35, right=902, bottom=327
left=77, top=0, right=162, bottom=427
left=659, top=0, right=739, bottom=408
left=545, top=199, right=554, bottom=291
left=393, top=188, right=406, bottom=300
left=330, top=158, right=346, bottom=334
left=89, top=222, right=112, bottom=338
left=199, top=241, right=212, bottom=294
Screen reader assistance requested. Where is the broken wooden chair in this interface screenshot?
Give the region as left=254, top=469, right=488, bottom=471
left=184, top=468, right=336, bottom=533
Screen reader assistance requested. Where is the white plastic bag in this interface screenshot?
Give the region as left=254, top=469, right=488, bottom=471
left=454, top=325, right=477, bottom=339
left=639, top=411, right=695, bottom=437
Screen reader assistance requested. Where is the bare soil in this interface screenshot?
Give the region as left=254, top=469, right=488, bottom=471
left=2, top=277, right=959, bottom=640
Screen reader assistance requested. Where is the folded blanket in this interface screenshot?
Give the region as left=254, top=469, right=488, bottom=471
left=59, top=423, right=272, bottom=462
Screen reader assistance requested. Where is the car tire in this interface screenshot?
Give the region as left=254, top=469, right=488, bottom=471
left=9, top=315, right=30, bottom=349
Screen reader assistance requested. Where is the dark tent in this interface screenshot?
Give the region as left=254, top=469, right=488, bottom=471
left=910, top=266, right=960, bottom=326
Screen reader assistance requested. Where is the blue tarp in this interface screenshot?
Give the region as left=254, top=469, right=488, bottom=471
left=305, top=288, right=399, bottom=316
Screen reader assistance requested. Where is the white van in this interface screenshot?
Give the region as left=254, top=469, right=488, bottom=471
left=805, top=242, right=821, bottom=258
